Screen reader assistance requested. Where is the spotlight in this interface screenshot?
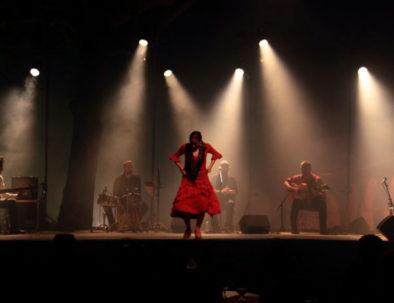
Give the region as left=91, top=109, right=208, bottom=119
left=139, top=39, right=148, bottom=47
left=235, top=68, right=244, bottom=77
left=259, top=39, right=269, bottom=48
left=30, top=68, right=40, bottom=77
left=358, top=67, right=368, bottom=77
left=164, top=70, right=173, bottom=78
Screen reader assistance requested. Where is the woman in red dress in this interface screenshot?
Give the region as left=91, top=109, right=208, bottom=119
left=170, top=131, right=222, bottom=239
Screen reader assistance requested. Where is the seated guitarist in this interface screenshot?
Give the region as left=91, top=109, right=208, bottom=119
left=283, top=160, right=328, bottom=235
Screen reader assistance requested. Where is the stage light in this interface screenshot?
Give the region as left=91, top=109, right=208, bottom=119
left=164, top=70, right=173, bottom=78
left=259, top=39, right=268, bottom=48
left=30, top=68, right=40, bottom=77
left=235, top=68, right=244, bottom=77
left=357, top=67, right=371, bottom=91
left=358, top=67, right=368, bottom=78
left=139, top=39, right=148, bottom=47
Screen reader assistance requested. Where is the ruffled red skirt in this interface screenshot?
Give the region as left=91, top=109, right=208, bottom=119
left=171, top=171, right=221, bottom=218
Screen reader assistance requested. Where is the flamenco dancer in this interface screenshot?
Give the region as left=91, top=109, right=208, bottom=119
left=170, top=131, right=222, bottom=239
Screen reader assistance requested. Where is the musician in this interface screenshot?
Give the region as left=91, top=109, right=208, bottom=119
left=0, top=157, right=17, bottom=199
left=112, top=160, right=147, bottom=231
left=283, top=161, right=327, bottom=234
left=211, top=160, right=238, bottom=232
left=0, top=156, right=20, bottom=233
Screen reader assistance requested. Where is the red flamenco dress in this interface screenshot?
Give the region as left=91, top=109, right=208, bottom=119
left=170, top=142, right=222, bottom=218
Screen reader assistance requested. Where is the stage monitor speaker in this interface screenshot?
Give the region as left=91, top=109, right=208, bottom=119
left=377, top=216, right=394, bottom=241
left=239, top=215, right=270, bottom=234
left=349, top=216, right=370, bottom=234
left=11, top=176, right=38, bottom=200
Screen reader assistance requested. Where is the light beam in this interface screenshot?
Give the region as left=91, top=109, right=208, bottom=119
left=165, top=72, right=200, bottom=139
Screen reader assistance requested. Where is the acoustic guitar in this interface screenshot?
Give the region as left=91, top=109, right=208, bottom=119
left=287, top=182, right=329, bottom=201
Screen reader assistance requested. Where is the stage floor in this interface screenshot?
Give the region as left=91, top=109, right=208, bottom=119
left=0, top=230, right=387, bottom=241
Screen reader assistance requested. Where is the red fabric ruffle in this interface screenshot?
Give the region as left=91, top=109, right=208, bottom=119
left=171, top=171, right=221, bottom=217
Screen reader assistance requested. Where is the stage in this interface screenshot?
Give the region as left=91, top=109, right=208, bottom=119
left=0, top=230, right=386, bottom=241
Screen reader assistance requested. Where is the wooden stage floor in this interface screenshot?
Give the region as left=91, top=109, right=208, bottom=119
left=0, top=230, right=387, bottom=241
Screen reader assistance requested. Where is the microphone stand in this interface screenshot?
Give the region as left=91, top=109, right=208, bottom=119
left=156, top=169, right=161, bottom=227
left=277, top=192, right=289, bottom=233
left=152, top=168, right=167, bottom=231
left=214, top=167, right=223, bottom=232
left=381, top=177, right=394, bottom=216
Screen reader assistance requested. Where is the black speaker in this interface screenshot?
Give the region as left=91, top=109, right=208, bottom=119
left=239, top=215, right=270, bottom=234
left=377, top=216, right=394, bottom=241
left=349, top=216, right=370, bottom=234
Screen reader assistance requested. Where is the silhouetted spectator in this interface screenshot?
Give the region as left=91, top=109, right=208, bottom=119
left=376, top=249, right=394, bottom=301
left=339, top=234, right=386, bottom=302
